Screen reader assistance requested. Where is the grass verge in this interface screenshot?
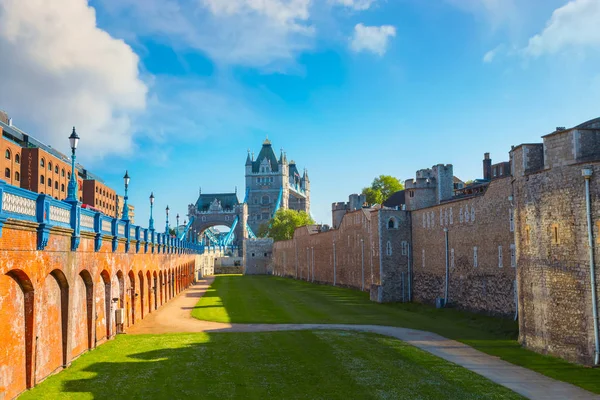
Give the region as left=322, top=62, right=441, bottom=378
left=191, top=275, right=600, bottom=394
left=20, top=331, right=523, bottom=400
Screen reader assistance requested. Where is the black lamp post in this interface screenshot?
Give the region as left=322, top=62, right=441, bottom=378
left=149, top=192, right=155, bottom=230
left=122, top=171, right=130, bottom=221
left=66, top=127, right=80, bottom=202
left=165, top=205, right=170, bottom=234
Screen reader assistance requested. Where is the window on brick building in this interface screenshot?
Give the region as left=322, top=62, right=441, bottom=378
left=67, top=171, right=71, bottom=179
left=262, top=195, right=270, bottom=205
left=15, top=153, right=20, bottom=164
left=401, top=241, right=408, bottom=256
left=4, top=167, right=10, bottom=178
left=48, top=161, right=52, bottom=171
left=54, top=181, right=58, bottom=190
left=471, top=206, right=475, bottom=222
left=422, top=213, right=426, bottom=228
left=5, top=149, right=10, bottom=160
left=409, top=191, right=414, bottom=198
left=459, top=207, right=463, bottom=223
left=55, top=165, right=58, bottom=174
left=40, top=158, right=45, bottom=168
left=509, top=208, right=515, bottom=232
left=61, top=168, right=65, bottom=177
left=451, top=248, right=455, bottom=268
left=61, top=184, right=65, bottom=192
left=465, top=206, right=470, bottom=222
left=40, top=175, right=45, bottom=185
left=449, top=208, right=453, bottom=224
left=473, top=246, right=478, bottom=267
left=15, top=171, right=20, bottom=182
left=498, top=246, right=503, bottom=268
left=48, top=179, right=51, bottom=187
left=510, top=244, right=516, bottom=267
left=386, top=241, right=392, bottom=256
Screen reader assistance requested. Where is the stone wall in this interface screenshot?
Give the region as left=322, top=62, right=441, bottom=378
left=244, top=238, right=274, bottom=275
left=273, top=209, right=409, bottom=301
left=0, top=223, right=197, bottom=399
left=512, top=127, right=600, bottom=365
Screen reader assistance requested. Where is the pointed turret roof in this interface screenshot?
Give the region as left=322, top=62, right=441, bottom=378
left=252, top=138, right=279, bottom=173
left=245, top=150, right=252, bottom=166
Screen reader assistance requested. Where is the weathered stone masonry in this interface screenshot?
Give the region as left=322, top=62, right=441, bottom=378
left=274, top=117, right=600, bottom=366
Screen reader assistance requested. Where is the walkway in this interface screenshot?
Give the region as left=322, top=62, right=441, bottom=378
left=128, top=278, right=599, bottom=400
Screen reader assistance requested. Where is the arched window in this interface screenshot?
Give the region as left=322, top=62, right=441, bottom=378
left=61, top=183, right=65, bottom=192
left=4, top=167, right=10, bottom=178
left=388, top=217, right=398, bottom=229
left=15, top=171, right=20, bottom=181
left=40, top=175, right=45, bottom=185
left=67, top=172, right=71, bottom=179
left=262, top=195, right=270, bottom=205
left=54, top=181, right=58, bottom=190
left=55, top=165, right=58, bottom=174
left=40, top=158, right=45, bottom=168
left=61, top=168, right=65, bottom=177
left=15, top=153, right=20, bottom=164
left=48, top=161, right=52, bottom=171
left=48, top=178, right=52, bottom=187
left=5, top=149, right=11, bottom=160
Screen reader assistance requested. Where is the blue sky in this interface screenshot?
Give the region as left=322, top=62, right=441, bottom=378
left=1, top=0, right=599, bottom=228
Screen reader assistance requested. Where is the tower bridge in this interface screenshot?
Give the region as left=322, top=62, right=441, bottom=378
left=181, top=138, right=311, bottom=253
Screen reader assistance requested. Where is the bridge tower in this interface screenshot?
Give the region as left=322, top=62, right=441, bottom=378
left=245, top=138, right=310, bottom=234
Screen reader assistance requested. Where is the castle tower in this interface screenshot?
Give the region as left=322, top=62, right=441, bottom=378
left=245, top=138, right=310, bottom=233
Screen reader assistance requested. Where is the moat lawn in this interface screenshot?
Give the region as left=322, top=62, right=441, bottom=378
left=192, top=275, right=600, bottom=394
left=20, top=331, right=522, bottom=400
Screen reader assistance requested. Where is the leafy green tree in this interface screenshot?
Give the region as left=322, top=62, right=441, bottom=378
left=263, top=209, right=315, bottom=241
left=362, top=175, right=404, bottom=205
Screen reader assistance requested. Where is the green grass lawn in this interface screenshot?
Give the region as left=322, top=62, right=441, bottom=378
left=192, top=275, right=600, bottom=394
left=21, top=331, right=522, bottom=400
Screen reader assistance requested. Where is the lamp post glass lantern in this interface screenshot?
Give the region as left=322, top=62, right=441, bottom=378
left=67, top=127, right=80, bottom=202
left=122, top=171, right=130, bottom=221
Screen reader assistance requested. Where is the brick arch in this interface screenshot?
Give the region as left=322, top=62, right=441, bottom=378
left=78, top=270, right=94, bottom=351
left=138, top=271, right=145, bottom=320
left=4, top=269, right=35, bottom=393
left=49, top=269, right=69, bottom=368
left=152, top=271, right=158, bottom=310
left=146, top=271, right=152, bottom=315
left=128, top=271, right=135, bottom=326
left=100, top=270, right=111, bottom=340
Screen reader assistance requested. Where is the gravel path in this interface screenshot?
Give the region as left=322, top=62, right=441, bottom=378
left=127, top=278, right=599, bottom=400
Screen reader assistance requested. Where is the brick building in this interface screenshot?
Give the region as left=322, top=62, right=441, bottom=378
left=0, top=114, right=127, bottom=217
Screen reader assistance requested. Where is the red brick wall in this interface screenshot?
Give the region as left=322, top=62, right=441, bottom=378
left=0, top=223, right=197, bottom=399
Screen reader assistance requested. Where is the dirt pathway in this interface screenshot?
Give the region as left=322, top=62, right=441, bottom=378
left=127, top=278, right=599, bottom=400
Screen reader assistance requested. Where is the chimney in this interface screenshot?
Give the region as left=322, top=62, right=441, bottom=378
left=483, top=152, right=492, bottom=181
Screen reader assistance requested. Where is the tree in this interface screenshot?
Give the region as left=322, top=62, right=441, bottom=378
left=263, top=209, right=315, bottom=241
left=362, top=175, right=404, bottom=205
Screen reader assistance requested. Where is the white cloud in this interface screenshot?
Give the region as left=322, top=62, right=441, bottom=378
left=482, top=44, right=504, bottom=63
left=350, top=23, right=396, bottom=55
left=0, top=0, right=147, bottom=159
left=331, top=0, right=377, bottom=10
left=99, top=0, right=315, bottom=69
left=444, top=0, right=518, bottom=30
left=524, top=0, right=600, bottom=57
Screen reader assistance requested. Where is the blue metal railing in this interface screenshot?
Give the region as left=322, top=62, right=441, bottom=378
left=0, top=179, right=204, bottom=254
